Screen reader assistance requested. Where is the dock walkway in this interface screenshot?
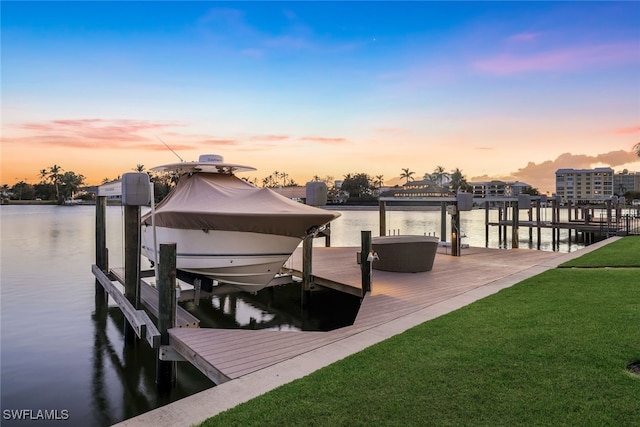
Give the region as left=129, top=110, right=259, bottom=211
left=167, top=246, right=562, bottom=383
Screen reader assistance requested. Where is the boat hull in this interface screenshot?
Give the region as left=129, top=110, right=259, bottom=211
left=141, top=226, right=301, bottom=291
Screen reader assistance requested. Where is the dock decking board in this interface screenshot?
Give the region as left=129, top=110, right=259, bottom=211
left=168, top=246, right=563, bottom=383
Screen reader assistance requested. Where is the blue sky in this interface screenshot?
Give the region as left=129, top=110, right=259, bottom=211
left=2, top=1, right=639, bottom=193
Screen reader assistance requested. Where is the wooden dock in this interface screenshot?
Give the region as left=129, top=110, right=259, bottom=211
left=168, top=246, right=563, bottom=384
left=110, top=268, right=199, bottom=328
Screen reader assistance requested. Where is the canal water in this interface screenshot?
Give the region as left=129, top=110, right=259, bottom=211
left=0, top=204, right=590, bottom=425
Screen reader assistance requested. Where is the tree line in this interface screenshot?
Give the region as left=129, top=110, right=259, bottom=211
left=1, top=165, right=86, bottom=203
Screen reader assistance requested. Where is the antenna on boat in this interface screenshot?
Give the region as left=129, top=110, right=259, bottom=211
left=155, top=135, right=184, bottom=162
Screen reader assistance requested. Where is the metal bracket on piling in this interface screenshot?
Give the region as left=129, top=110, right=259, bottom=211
left=159, top=345, right=187, bottom=362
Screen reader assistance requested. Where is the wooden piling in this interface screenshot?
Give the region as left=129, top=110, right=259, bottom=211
left=360, top=231, right=372, bottom=293
left=302, top=236, right=313, bottom=306
left=379, top=200, right=387, bottom=237
left=511, top=201, right=519, bottom=249
left=503, top=200, right=508, bottom=244
left=156, top=243, right=177, bottom=389
left=484, top=201, right=490, bottom=248
left=440, top=202, right=447, bottom=242
left=528, top=205, right=533, bottom=244
left=535, top=199, right=541, bottom=250
left=124, top=204, right=141, bottom=342
left=95, top=195, right=108, bottom=296
left=451, top=208, right=461, bottom=256
left=498, top=207, right=503, bottom=244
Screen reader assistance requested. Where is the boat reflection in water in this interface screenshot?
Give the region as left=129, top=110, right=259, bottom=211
left=176, top=272, right=362, bottom=332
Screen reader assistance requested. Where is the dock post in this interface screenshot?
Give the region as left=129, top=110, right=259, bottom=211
left=528, top=205, right=533, bottom=245
left=536, top=199, right=541, bottom=250
left=484, top=201, right=489, bottom=248
left=498, top=207, right=503, bottom=245
left=302, top=236, right=313, bottom=307
left=157, top=243, right=177, bottom=390
left=379, top=200, right=387, bottom=237
left=451, top=206, right=461, bottom=256
left=511, top=200, right=519, bottom=249
left=124, top=204, right=141, bottom=342
left=551, top=199, right=557, bottom=250
left=360, top=231, right=372, bottom=294
left=95, top=195, right=108, bottom=296
left=440, top=202, right=447, bottom=242
left=503, top=201, right=509, bottom=245
left=121, top=172, right=150, bottom=342
left=606, top=199, right=612, bottom=236
left=324, top=223, right=331, bottom=247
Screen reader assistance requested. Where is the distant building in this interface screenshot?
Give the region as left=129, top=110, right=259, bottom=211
left=271, top=186, right=306, bottom=200
left=614, top=170, right=640, bottom=194
left=468, top=180, right=533, bottom=198
left=555, top=167, right=614, bottom=202
left=383, top=179, right=452, bottom=198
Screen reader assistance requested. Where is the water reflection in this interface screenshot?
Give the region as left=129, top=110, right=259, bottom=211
left=180, top=280, right=361, bottom=332
left=90, top=291, right=213, bottom=426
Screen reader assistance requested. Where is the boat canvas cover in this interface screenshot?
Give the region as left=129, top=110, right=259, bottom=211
left=142, top=173, right=340, bottom=238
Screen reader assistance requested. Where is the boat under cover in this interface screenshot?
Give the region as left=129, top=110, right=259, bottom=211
left=140, top=160, right=340, bottom=290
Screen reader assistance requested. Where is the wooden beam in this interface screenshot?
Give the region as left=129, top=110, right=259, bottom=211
left=92, top=264, right=160, bottom=347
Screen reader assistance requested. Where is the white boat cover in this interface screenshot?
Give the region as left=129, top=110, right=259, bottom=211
left=142, top=173, right=340, bottom=238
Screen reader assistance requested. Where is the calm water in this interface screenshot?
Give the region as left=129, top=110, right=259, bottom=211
left=0, top=204, right=589, bottom=425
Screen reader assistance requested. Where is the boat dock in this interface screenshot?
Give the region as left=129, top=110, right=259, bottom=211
left=166, top=245, right=563, bottom=385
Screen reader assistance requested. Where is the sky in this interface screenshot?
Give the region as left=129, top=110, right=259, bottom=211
left=2, top=1, right=639, bottom=194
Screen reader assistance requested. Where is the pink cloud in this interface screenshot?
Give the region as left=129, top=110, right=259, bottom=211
left=508, top=32, right=542, bottom=42
left=200, top=139, right=239, bottom=146
left=250, top=134, right=290, bottom=141
left=5, top=118, right=197, bottom=150
left=612, top=126, right=640, bottom=135
left=299, top=136, right=348, bottom=144
left=474, top=42, right=639, bottom=75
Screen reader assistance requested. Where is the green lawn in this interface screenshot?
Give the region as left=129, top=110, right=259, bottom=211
left=201, top=242, right=640, bottom=426
left=561, top=236, right=640, bottom=268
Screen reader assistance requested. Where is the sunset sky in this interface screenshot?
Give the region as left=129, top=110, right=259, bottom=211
left=2, top=1, right=639, bottom=194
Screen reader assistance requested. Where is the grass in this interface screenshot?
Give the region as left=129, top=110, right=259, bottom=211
left=201, top=239, right=640, bottom=426
left=561, top=236, right=640, bottom=268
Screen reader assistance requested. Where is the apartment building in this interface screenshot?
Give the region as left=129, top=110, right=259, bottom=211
left=469, top=180, right=532, bottom=198
left=614, top=170, right=640, bottom=194
left=555, top=167, right=613, bottom=202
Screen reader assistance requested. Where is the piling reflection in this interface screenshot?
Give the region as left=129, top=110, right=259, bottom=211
left=89, top=279, right=360, bottom=426
left=90, top=291, right=213, bottom=426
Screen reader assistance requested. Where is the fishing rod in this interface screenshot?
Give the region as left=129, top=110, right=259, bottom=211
left=155, top=135, right=184, bottom=162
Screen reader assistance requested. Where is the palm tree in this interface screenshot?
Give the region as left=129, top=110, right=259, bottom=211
left=374, top=175, right=385, bottom=188
left=449, top=168, right=469, bottom=193
left=47, top=165, right=63, bottom=201
left=60, top=171, right=85, bottom=200
left=400, top=168, right=415, bottom=184
left=431, top=165, right=450, bottom=186
left=133, top=164, right=145, bottom=172
left=39, top=169, right=48, bottom=183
